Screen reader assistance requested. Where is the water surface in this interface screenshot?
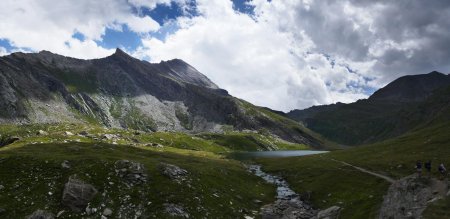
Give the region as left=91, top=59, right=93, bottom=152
left=230, top=150, right=328, bottom=160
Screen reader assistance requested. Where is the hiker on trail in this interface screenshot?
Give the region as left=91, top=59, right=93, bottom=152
left=425, top=160, right=432, bottom=175
left=438, top=163, right=446, bottom=179
left=416, top=161, right=422, bottom=177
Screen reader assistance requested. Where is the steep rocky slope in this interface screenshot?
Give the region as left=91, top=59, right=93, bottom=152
left=0, top=49, right=323, bottom=147
left=287, top=72, right=450, bottom=145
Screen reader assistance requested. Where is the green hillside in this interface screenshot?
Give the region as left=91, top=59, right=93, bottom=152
left=256, top=121, right=450, bottom=218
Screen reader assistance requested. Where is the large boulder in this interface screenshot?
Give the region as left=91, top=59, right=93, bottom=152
left=379, top=175, right=448, bottom=219
left=26, top=210, right=55, bottom=219
left=158, top=162, right=188, bottom=183
left=114, top=160, right=148, bottom=186
left=0, top=135, right=20, bottom=147
left=315, top=206, right=341, bottom=219
left=61, top=176, right=98, bottom=212
left=261, top=199, right=317, bottom=219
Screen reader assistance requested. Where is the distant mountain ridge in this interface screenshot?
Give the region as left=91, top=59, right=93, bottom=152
left=287, top=71, right=450, bottom=146
left=0, top=49, right=323, bottom=147
left=369, top=71, right=450, bottom=102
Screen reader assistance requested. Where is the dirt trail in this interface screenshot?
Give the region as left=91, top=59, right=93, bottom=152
left=331, top=159, right=396, bottom=183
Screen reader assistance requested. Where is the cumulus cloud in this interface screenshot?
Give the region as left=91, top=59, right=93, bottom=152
left=134, top=0, right=372, bottom=110
left=0, top=0, right=164, bottom=59
left=250, top=0, right=450, bottom=86
left=1, top=0, right=449, bottom=111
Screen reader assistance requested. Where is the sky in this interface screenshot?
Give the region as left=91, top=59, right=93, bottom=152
left=1, top=0, right=449, bottom=111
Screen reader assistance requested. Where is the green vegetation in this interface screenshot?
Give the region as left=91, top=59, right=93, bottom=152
left=256, top=121, right=450, bottom=218
left=175, top=107, right=192, bottom=130
left=0, top=142, right=276, bottom=218
left=0, top=123, right=310, bottom=218
left=199, top=132, right=309, bottom=151
left=289, top=85, right=450, bottom=146
left=49, top=70, right=98, bottom=93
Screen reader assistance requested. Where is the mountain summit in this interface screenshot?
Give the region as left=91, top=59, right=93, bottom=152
left=0, top=50, right=323, bottom=147
left=287, top=71, right=450, bottom=145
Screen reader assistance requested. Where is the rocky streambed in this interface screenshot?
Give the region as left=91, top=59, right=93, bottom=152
left=247, top=164, right=341, bottom=219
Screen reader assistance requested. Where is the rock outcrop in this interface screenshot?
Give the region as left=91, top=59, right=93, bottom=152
left=261, top=199, right=317, bottom=219
left=379, top=175, right=448, bottom=219
left=164, top=203, right=189, bottom=218
left=158, top=162, right=188, bottom=183
left=26, top=210, right=55, bottom=219
left=114, top=160, right=148, bottom=186
left=61, top=176, right=98, bottom=212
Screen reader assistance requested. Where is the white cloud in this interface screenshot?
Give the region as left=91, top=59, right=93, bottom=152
left=1, top=0, right=449, bottom=111
left=125, top=16, right=161, bottom=33
left=0, top=0, right=163, bottom=59
left=0, top=47, right=7, bottom=56
left=135, top=0, right=372, bottom=111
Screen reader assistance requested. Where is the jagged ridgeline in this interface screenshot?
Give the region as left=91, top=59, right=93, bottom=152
left=0, top=49, right=324, bottom=147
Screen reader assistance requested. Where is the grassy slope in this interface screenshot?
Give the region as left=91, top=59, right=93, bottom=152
left=256, top=121, right=450, bottom=218
left=238, top=99, right=340, bottom=150
left=0, top=143, right=276, bottom=218
left=0, top=123, right=313, bottom=218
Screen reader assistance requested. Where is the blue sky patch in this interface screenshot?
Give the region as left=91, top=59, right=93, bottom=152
left=0, top=39, right=15, bottom=51
left=72, top=32, right=85, bottom=42
left=95, top=25, right=142, bottom=51
left=232, top=0, right=255, bottom=15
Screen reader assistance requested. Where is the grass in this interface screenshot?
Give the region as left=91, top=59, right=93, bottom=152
left=255, top=121, right=450, bottom=218
left=0, top=141, right=276, bottom=218
left=199, top=132, right=309, bottom=151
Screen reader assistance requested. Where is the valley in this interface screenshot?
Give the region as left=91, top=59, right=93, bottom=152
left=0, top=50, right=449, bottom=219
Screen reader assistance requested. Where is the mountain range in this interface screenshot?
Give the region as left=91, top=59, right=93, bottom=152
left=0, top=49, right=323, bottom=147
left=287, top=71, right=450, bottom=145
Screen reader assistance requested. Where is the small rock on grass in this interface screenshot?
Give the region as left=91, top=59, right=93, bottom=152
left=158, top=162, right=188, bottom=182
left=26, top=210, right=55, bottom=219
left=61, top=160, right=70, bottom=169
left=37, top=130, right=48, bottom=135
left=164, top=203, right=189, bottom=218
left=103, top=208, right=113, bottom=216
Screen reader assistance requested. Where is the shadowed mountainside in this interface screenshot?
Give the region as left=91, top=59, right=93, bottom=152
left=287, top=72, right=450, bottom=146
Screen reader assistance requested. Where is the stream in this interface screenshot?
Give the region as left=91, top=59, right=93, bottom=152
left=242, top=150, right=330, bottom=218
left=247, top=164, right=299, bottom=200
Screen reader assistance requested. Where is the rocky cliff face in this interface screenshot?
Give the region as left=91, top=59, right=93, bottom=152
left=0, top=49, right=322, bottom=147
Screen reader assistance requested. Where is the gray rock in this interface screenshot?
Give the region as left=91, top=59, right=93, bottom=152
left=64, top=131, right=74, bottom=136
left=379, top=175, right=448, bottom=219
left=56, top=210, right=64, bottom=218
left=261, top=199, right=317, bottom=219
left=37, top=130, right=48, bottom=135
left=26, top=210, right=54, bottom=219
left=316, top=206, right=341, bottom=219
left=0, top=185, right=4, bottom=190
left=61, top=176, right=98, bottom=212
left=158, top=162, right=188, bottom=182
left=61, top=160, right=70, bottom=169
left=0, top=208, right=5, bottom=214
left=164, top=203, right=189, bottom=218
left=114, top=160, right=148, bottom=186
left=103, top=208, right=113, bottom=216
left=102, top=134, right=119, bottom=140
